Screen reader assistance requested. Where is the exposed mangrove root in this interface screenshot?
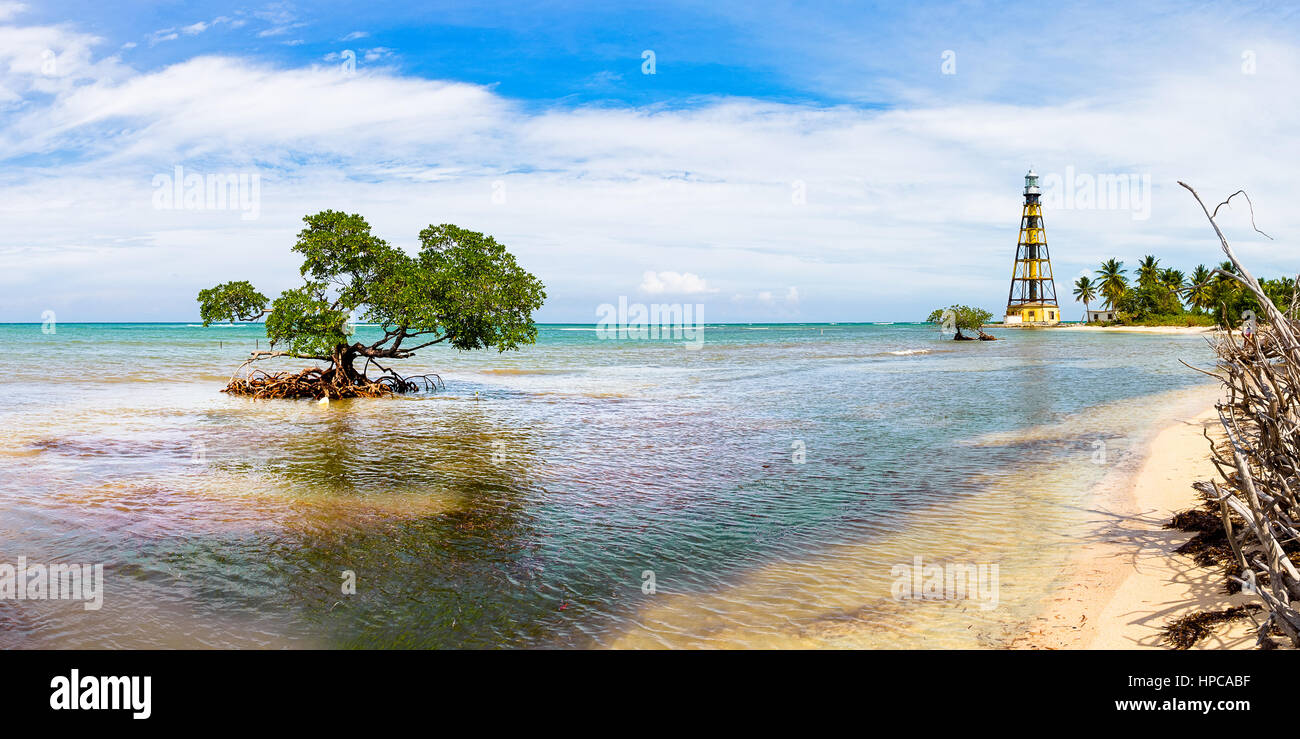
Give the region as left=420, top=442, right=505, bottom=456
left=223, top=366, right=444, bottom=400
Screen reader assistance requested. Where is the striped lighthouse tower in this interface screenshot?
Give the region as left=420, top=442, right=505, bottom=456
left=1003, top=169, right=1060, bottom=325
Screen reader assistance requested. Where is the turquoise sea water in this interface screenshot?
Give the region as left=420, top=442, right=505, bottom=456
left=0, top=322, right=1217, bottom=648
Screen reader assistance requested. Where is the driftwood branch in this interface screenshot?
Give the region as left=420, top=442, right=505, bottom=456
left=1181, top=182, right=1300, bottom=647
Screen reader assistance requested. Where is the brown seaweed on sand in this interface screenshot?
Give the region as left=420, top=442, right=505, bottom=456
left=1161, top=605, right=1263, bottom=649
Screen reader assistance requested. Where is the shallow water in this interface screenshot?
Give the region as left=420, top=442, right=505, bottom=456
left=0, top=322, right=1217, bottom=648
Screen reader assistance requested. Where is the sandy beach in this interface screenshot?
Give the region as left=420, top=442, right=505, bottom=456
left=1013, top=389, right=1260, bottom=649
left=996, top=324, right=1216, bottom=335
left=1052, top=324, right=1216, bottom=335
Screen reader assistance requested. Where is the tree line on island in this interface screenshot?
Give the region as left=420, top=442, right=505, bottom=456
left=1072, top=255, right=1296, bottom=327
left=928, top=254, right=1296, bottom=339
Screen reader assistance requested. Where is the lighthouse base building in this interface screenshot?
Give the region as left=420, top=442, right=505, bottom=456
left=1003, top=304, right=1060, bottom=325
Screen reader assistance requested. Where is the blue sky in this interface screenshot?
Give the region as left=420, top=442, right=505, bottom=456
left=2, top=1, right=1298, bottom=321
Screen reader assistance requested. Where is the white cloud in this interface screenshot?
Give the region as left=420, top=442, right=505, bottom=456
left=154, top=15, right=236, bottom=43
left=0, top=1, right=24, bottom=21
left=251, top=4, right=304, bottom=38
left=0, top=14, right=1297, bottom=322
left=0, top=22, right=130, bottom=97
left=731, top=285, right=799, bottom=316
left=586, top=70, right=623, bottom=88
left=754, top=287, right=798, bottom=306
left=639, top=271, right=717, bottom=295
left=341, top=31, right=369, bottom=41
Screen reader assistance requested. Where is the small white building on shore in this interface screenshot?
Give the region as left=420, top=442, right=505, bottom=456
left=1087, top=308, right=1117, bottom=323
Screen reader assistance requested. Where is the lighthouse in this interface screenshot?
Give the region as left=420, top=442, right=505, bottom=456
left=1003, top=169, right=1060, bottom=325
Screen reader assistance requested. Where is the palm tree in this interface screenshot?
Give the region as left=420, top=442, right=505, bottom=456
left=1097, top=259, right=1128, bottom=309
left=1268, top=276, right=1297, bottom=313
left=1208, top=261, right=1240, bottom=324
left=1073, top=275, right=1098, bottom=320
left=1137, top=255, right=1161, bottom=288
left=1161, top=268, right=1185, bottom=291
left=1161, top=268, right=1186, bottom=311
left=1188, top=264, right=1213, bottom=313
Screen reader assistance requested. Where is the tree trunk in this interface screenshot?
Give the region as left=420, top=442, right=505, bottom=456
left=330, top=346, right=361, bottom=385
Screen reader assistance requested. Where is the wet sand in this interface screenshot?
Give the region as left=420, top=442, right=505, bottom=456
left=1013, top=391, right=1260, bottom=649
left=605, top=385, right=1224, bottom=649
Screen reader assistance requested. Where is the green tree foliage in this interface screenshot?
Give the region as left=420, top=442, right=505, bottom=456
left=1262, top=276, right=1297, bottom=314
left=1116, top=280, right=1183, bottom=319
left=1187, top=264, right=1213, bottom=313
left=1201, top=263, right=1295, bottom=326
left=927, top=304, right=993, bottom=339
left=1091, top=256, right=1292, bottom=328
left=1136, top=255, right=1161, bottom=288
left=1160, top=268, right=1185, bottom=292
left=198, top=280, right=270, bottom=325
left=1114, top=256, right=1186, bottom=321
left=199, top=211, right=546, bottom=384
left=1097, top=258, right=1128, bottom=309
left=1072, top=275, right=1097, bottom=315
left=1206, top=261, right=1250, bottom=325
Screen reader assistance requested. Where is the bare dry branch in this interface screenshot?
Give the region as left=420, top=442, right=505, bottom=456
left=1180, top=182, right=1300, bottom=648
